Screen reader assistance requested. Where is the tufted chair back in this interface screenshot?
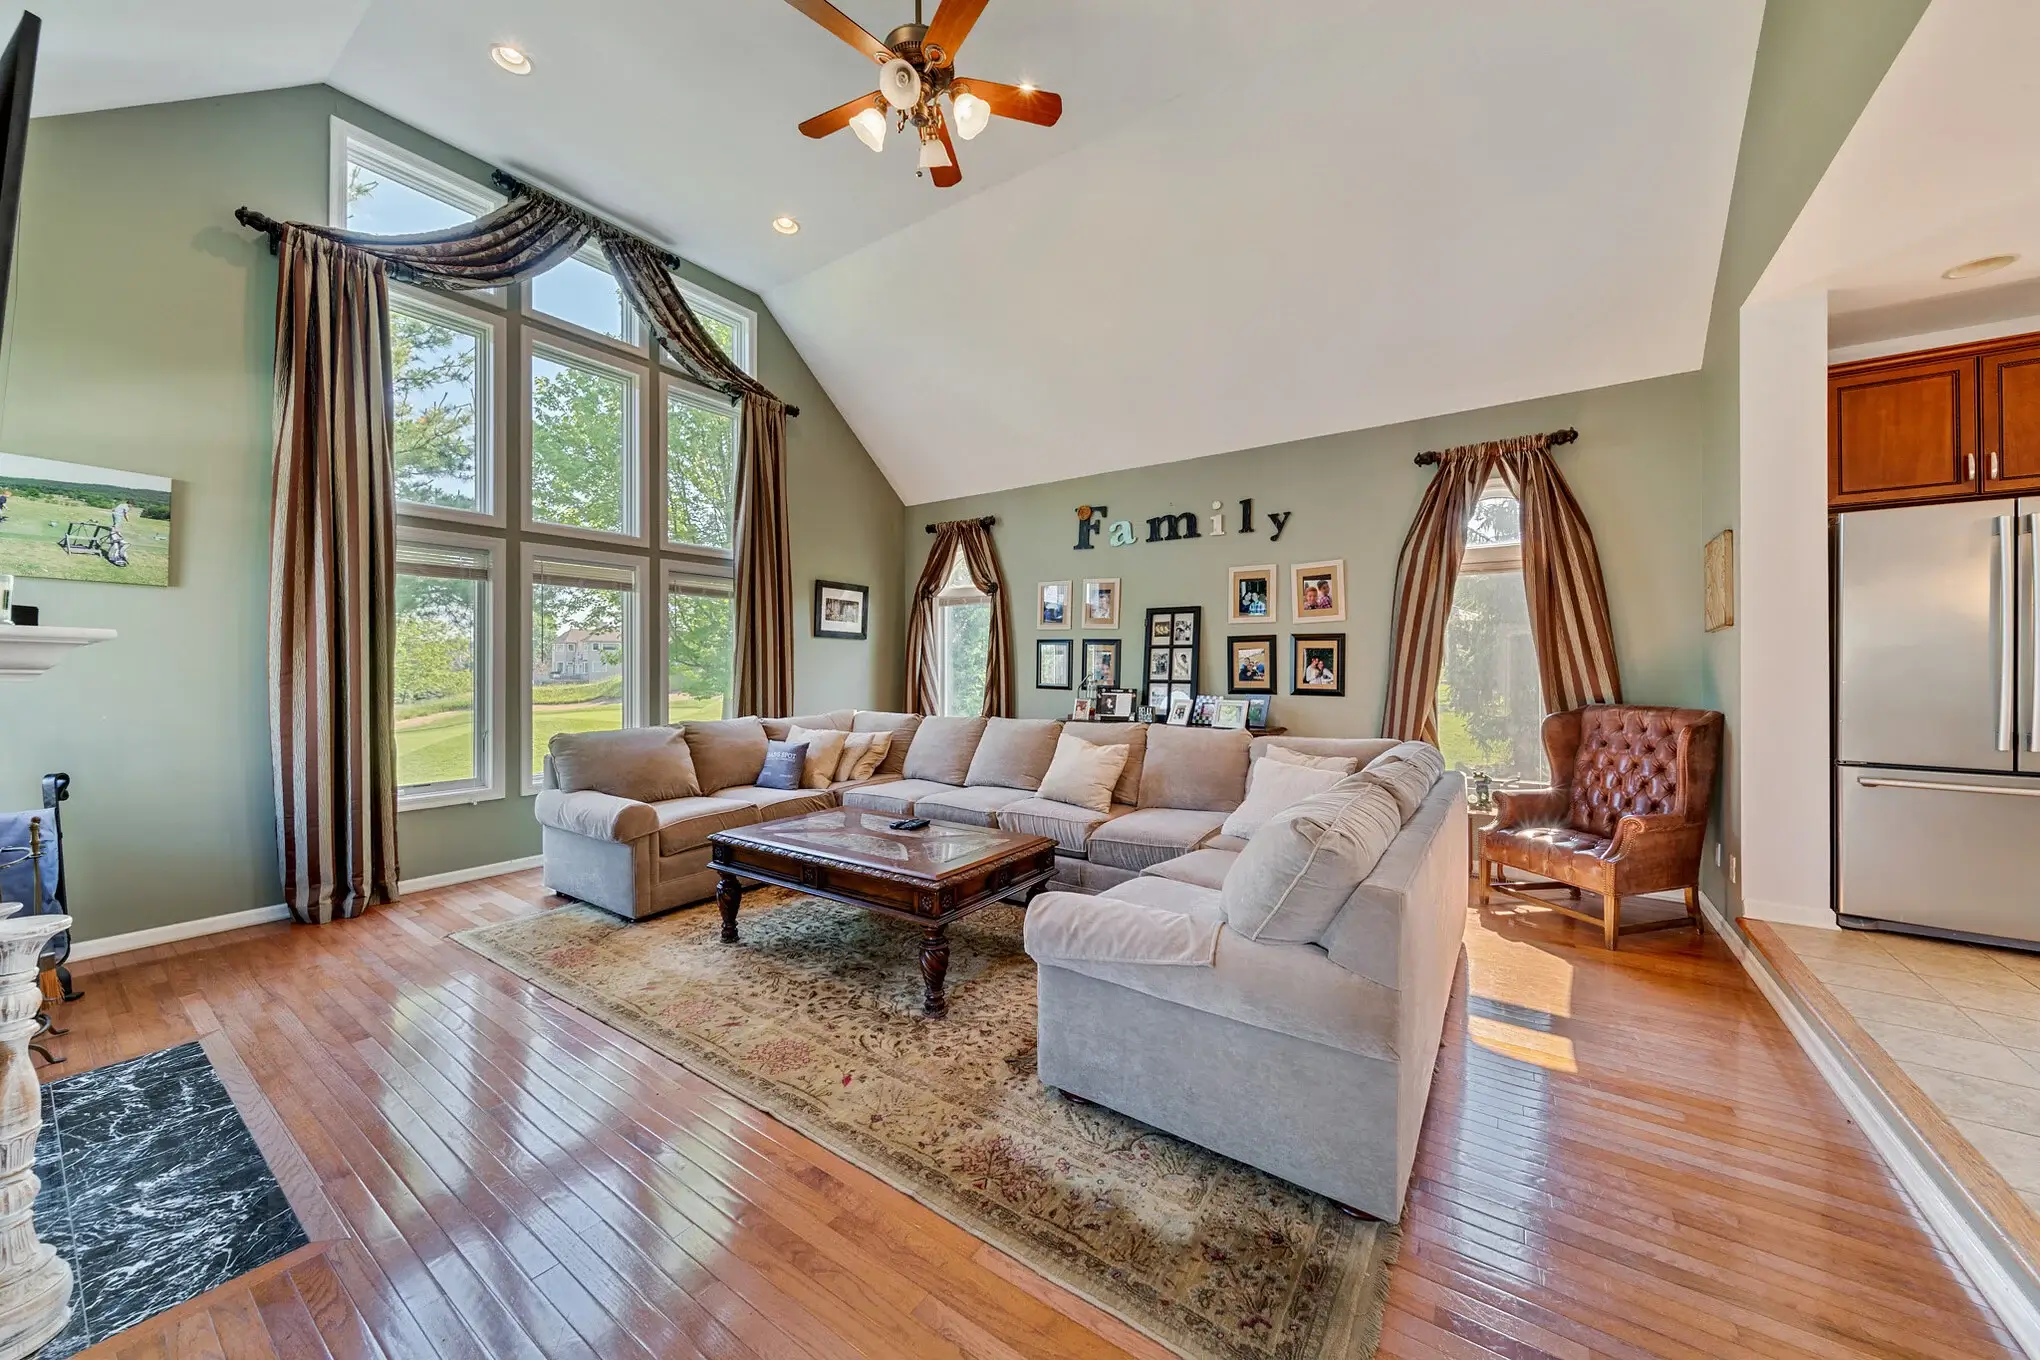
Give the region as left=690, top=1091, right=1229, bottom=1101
left=1548, top=705, right=1720, bottom=838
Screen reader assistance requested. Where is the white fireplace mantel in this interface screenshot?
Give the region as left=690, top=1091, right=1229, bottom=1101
left=0, top=627, right=116, bottom=681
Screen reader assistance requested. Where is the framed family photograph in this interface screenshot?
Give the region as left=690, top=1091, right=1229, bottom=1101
left=1165, top=691, right=1195, bottom=725
left=1148, top=681, right=1172, bottom=715
left=1036, top=637, right=1073, bottom=689
left=1213, top=698, right=1250, bottom=730
left=1141, top=605, right=1201, bottom=720
left=1226, top=634, right=1276, bottom=694
left=1291, top=633, right=1346, bottom=696
left=1228, top=564, right=1275, bottom=624
left=1245, top=696, right=1271, bottom=728
left=1081, top=638, right=1120, bottom=688
left=812, top=580, right=869, bottom=639
left=1081, top=577, right=1120, bottom=629
left=1038, top=580, right=1072, bottom=629
left=1291, top=559, right=1347, bottom=624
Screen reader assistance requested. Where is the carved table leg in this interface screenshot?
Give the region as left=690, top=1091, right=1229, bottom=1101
left=920, top=926, right=951, bottom=1018
left=0, top=908, right=72, bottom=1360
left=716, top=873, right=741, bottom=944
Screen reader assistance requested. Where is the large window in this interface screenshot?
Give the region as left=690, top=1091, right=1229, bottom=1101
left=936, top=550, right=990, bottom=718
left=336, top=121, right=752, bottom=804
left=1436, top=486, right=1544, bottom=783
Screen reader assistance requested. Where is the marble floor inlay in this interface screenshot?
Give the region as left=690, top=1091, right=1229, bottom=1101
left=1774, top=922, right=2040, bottom=1219
left=32, top=1041, right=308, bottom=1357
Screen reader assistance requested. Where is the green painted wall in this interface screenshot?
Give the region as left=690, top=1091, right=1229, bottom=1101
left=907, top=371, right=1708, bottom=735
left=1694, top=0, right=1928, bottom=915
left=0, top=85, right=903, bottom=940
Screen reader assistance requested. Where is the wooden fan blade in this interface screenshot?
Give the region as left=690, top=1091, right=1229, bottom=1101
left=951, top=78, right=1062, bottom=126
left=921, top=0, right=989, bottom=67
left=800, top=92, right=883, bottom=138
left=781, top=0, right=893, bottom=64
left=931, top=121, right=962, bottom=188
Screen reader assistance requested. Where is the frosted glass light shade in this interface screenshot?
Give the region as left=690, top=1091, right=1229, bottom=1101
left=850, top=106, right=886, bottom=153
left=918, top=136, right=953, bottom=170
left=952, top=91, right=990, bottom=140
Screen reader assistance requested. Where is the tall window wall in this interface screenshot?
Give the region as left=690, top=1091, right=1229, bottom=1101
left=1435, top=481, right=1546, bottom=784
left=342, top=122, right=757, bottom=806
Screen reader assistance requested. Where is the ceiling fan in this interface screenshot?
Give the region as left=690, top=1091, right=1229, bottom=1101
left=785, top=0, right=1062, bottom=188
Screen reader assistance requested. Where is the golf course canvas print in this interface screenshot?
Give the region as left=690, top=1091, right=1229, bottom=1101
left=0, top=452, right=172, bottom=587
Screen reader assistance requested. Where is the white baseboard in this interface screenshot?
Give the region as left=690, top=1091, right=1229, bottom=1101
left=398, top=855, right=543, bottom=896
left=1700, top=893, right=2040, bottom=1357
left=63, top=854, right=545, bottom=964
left=1739, top=894, right=1839, bottom=930
left=67, top=903, right=295, bottom=962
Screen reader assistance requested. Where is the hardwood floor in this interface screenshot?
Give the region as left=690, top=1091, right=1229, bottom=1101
left=47, top=875, right=2019, bottom=1360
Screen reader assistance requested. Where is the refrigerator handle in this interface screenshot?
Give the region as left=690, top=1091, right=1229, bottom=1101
left=2029, top=512, right=2039, bottom=754
left=2000, top=514, right=2016, bottom=753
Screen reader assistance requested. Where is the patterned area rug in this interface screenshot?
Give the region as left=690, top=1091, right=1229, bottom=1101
left=453, top=890, right=1398, bottom=1360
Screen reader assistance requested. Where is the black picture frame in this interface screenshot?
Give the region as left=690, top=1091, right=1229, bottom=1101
left=1290, top=633, right=1347, bottom=697
left=811, top=579, right=870, bottom=640
left=1036, top=638, right=1074, bottom=690
left=1141, top=606, right=1200, bottom=712
left=1081, top=638, right=1120, bottom=690
left=1226, top=634, right=1277, bottom=694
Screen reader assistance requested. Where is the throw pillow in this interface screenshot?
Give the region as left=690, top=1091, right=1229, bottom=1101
left=757, top=741, right=809, bottom=791
left=902, top=715, right=988, bottom=785
left=1360, top=741, right=1446, bottom=821
left=786, top=724, right=850, bottom=791
left=837, top=730, right=893, bottom=782
left=1261, top=745, right=1362, bottom=775
left=1221, top=779, right=1403, bottom=943
left=1221, top=760, right=1349, bottom=840
left=1037, top=733, right=1133, bottom=814
left=549, top=728, right=700, bottom=803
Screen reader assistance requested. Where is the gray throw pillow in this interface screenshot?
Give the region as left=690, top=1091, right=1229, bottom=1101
left=549, top=728, right=700, bottom=803
left=1360, top=741, right=1445, bottom=821
left=902, top=716, right=988, bottom=785
left=965, top=718, right=1064, bottom=790
left=756, top=741, right=809, bottom=791
left=1221, top=779, right=1403, bottom=943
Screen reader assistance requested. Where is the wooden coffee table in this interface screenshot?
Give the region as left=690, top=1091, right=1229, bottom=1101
left=707, top=808, right=1058, bottom=1017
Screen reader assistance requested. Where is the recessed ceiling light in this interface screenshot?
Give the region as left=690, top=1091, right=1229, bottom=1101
left=772, top=216, right=800, bottom=235
left=490, top=43, right=532, bottom=75
left=1943, top=254, right=2019, bottom=280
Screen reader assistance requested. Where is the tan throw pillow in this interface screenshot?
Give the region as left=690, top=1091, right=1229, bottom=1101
left=549, top=728, right=700, bottom=803
left=837, top=731, right=893, bottom=782
left=1037, top=733, right=1133, bottom=814
left=787, top=724, right=850, bottom=791
left=1261, top=745, right=1361, bottom=775
left=1222, top=761, right=1349, bottom=840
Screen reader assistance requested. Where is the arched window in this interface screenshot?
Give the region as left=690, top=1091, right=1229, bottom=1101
left=1435, top=478, right=1545, bottom=783
left=936, top=549, right=991, bottom=717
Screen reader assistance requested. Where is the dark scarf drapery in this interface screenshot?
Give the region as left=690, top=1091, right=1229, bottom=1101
left=905, top=519, right=1013, bottom=718
left=241, top=177, right=796, bottom=914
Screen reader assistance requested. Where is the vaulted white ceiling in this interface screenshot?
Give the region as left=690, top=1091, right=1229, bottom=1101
left=4, top=0, right=1763, bottom=503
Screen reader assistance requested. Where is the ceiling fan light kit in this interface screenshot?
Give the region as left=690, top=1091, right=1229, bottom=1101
left=786, top=0, right=1062, bottom=188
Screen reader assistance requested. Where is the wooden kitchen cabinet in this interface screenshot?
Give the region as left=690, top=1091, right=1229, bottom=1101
left=1981, top=341, right=2040, bottom=495
left=1829, top=354, right=1978, bottom=508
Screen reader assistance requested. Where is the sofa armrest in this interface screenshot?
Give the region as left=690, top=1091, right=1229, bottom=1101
left=534, top=788, right=655, bottom=843
left=1493, top=785, right=1568, bottom=828
left=1023, top=891, right=1219, bottom=968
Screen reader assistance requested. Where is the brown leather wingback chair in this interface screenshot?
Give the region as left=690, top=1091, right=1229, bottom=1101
left=1480, top=705, right=1723, bottom=949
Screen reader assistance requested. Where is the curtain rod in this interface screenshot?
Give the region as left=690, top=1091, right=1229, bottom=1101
left=231, top=206, right=800, bottom=418
left=925, top=515, right=997, bottom=534
left=1412, top=427, right=1577, bottom=466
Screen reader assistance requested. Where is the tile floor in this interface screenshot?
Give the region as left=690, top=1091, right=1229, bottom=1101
left=1774, top=922, right=2040, bottom=1217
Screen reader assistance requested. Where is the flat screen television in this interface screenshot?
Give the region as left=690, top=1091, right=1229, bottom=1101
left=0, top=12, right=39, bottom=347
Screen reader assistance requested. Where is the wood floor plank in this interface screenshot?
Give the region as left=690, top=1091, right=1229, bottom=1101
left=35, top=871, right=2018, bottom=1360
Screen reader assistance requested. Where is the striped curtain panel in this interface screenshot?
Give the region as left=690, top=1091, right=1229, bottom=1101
left=1496, top=443, right=1624, bottom=712
left=1381, top=450, right=1492, bottom=742
left=905, top=520, right=1013, bottom=717
left=267, top=229, right=400, bottom=921
left=734, top=396, right=794, bottom=718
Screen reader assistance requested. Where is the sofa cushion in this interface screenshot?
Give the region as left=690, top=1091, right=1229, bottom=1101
left=1089, top=808, right=1228, bottom=873
left=1222, top=778, right=1402, bottom=943
left=548, top=727, right=700, bottom=803
left=1061, top=722, right=1147, bottom=806
left=650, top=796, right=760, bottom=856
left=1097, top=874, right=1228, bottom=923
left=1221, top=761, right=1349, bottom=840
left=903, top=716, right=987, bottom=785
left=1023, top=888, right=1220, bottom=968
left=841, top=778, right=959, bottom=818
left=853, top=711, right=923, bottom=777
left=836, top=731, right=893, bottom=782
left=914, top=784, right=1036, bottom=828
left=1258, top=744, right=1360, bottom=775
left=534, top=788, right=657, bottom=843
left=1139, top=725, right=1251, bottom=812
left=756, top=740, right=807, bottom=791
left=681, top=717, right=769, bottom=793
left=1037, top=733, right=1133, bottom=814
left=711, top=784, right=836, bottom=821
left=1205, top=833, right=1249, bottom=853
left=1321, top=772, right=1466, bottom=988
left=1141, top=846, right=1240, bottom=892
left=1251, top=736, right=1399, bottom=766
left=786, top=724, right=851, bottom=791
left=998, top=797, right=1130, bottom=854
left=761, top=710, right=855, bottom=740
left=964, top=718, right=1064, bottom=791
left=1360, top=741, right=1446, bottom=821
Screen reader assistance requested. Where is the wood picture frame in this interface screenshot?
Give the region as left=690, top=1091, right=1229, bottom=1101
left=1036, top=637, right=1073, bottom=689
left=1704, top=529, right=1734, bottom=632
left=1228, top=564, right=1276, bottom=624
left=1226, top=634, right=1277, bottom=694
left=1081, top=637, right=1120, bottom=689
left=1081, top=577, right=1121, bottom=629
left=1291, top=559, right=1347, bottom=625
left=1037, top=580, right=1072, bottom=630
left=812, top=580, right=870, bottom=639
left=1291, top=632, right=1347, bottom=696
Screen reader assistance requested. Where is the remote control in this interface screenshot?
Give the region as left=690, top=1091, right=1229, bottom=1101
left=890, top=817, right=930, bottom=831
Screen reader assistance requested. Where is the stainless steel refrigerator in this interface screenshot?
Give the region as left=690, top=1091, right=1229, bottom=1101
left=1835, top=499, right=2040, bottom=947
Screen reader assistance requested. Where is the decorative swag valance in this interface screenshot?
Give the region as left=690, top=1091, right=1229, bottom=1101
left=240, top=173, right=798, bottom=922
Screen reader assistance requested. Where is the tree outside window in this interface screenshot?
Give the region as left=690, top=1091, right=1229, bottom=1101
left=937, top=551, right=990, bottom=717
left=1436, top=489, right=1545, bottom=783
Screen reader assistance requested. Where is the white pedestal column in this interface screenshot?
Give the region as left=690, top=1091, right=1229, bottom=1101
left=0, top=908, right=71, bottom=1360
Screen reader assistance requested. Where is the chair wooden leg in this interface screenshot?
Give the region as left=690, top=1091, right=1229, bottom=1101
left=1603, top=871, right=1620, bottom=951
left=1685, top=885, right=1702, bottom=931
left=1480, top=853, right=1493, bottom=905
